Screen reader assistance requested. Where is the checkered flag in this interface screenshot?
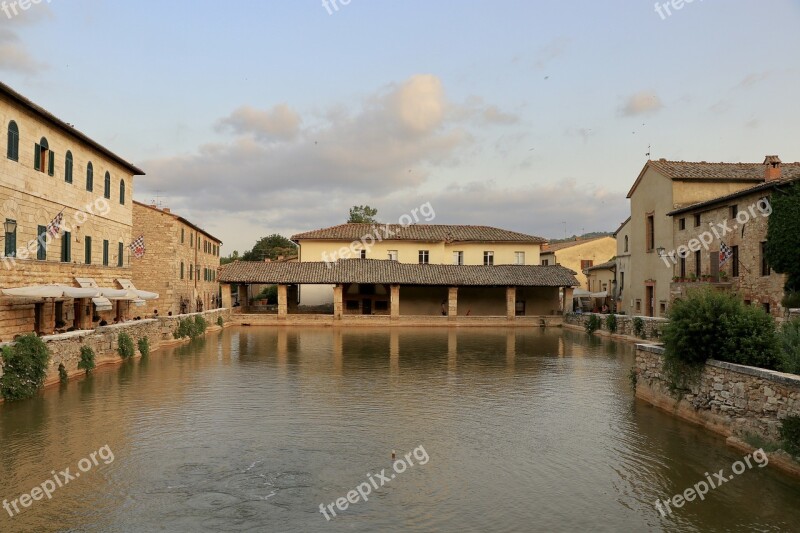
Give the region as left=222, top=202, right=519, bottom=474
left=129, top=235, right=146, bottom=259
left=719, top=241, right=734, bottom=267
left=46, top=211, right=64, bottom=238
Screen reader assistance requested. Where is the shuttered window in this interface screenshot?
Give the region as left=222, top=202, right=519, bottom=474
left=86, top=162, right=94, bottom=191
left=65, top=151, right=73, bottom=183
left=7, top=121, right=19, bottom=161
left=37, top=225, right=46, bottom=260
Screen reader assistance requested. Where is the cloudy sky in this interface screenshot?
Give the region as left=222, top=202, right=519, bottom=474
left=3, top=0, right=800, bottom=253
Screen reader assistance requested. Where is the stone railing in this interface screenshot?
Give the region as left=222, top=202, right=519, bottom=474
left=565, top=313, right=668, bottom=340
left=635, top=344, right=800, bottom=442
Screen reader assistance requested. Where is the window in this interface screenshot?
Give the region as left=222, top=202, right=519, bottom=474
left=360, top=249, right=366, bottom=259
left=190, top=263, right=193, bottom=280
left=346, top=300, right=359, bottom=311
left=418, top=250, right=429, bottom=264
left=483, top=251, right=494, bottom=265
left=694, top=213, right=701, bottom=227
left=65, top=151, right=73, bottom=183
left=763, top=302, right=771, bottom=315
left=646, top=213, right=655, bottom=251
left=103, top=172, right=111, bottom=199
left=61, top=231, right=71, bottom=262
left=388, top=250, right=398, bottom=261
left=624, top=235, right=629, bottom=252
left=680, top=257, right=686, bottom=279
left=453, top=251, right=464, bottom=265
left=6, top=121, right=19, bottom=161
left=375, top=301, right=388, bottom=311
left=515, top=252, right=525, bottom=265
left=196, top=265, right=200, bottom=279
left=761, top=242, right=770, bottom=276
left=729, top=205, right=738, bottom=219
left=86, top=162, right=94, bottom=191
left=181, top=228, right=185, bottom=244
left=4, top=219, right=16, bottom=257
left=102, top=240, right=109, bottom=266
left=180, top=262, right=184, bottom=279
left=635, top=299, right=641, bottom=312
left=84, top=236, right=92, bottom=264
left=660, top=301, right=667, bottom=314
left=34, top=137, right=53, bottom=175
left=679, top=218, right=686, bottom=231
left=580, top=259, right=594, bottom=270
left=541, top=259, right=550, bottom=266
left=190, top=233, right=194, bottom=247
left=119, top=180, right=125, bottom=205
left=731, top=246, right=739, bottom=277
left=695, top=250, right=701, bottom=277
left=619, top=272, right=625, bottom=296
left=36, top=225, right=46, bottom=260
left=118, top=242, right=124, bottom=267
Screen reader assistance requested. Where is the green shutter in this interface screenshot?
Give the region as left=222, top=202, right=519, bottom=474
left=103, top=240, right=109, bottom=266
left=48, top=151, right=55, bottom=176
left=118, top=242, right=124, bottom=267
left=85, top=236, right=92, bottom=264
left=34, top=144, right=40, bottom=170
left=37, top=225, right=46, bottom=260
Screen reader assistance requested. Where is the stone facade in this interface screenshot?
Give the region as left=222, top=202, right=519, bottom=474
left=131, top=202, right=222, bottom=316
left=0, top=82, right=143, bottom=340
left=635, top=344, right=800, bottom=443
left=565, top=312, right=668, bottom=339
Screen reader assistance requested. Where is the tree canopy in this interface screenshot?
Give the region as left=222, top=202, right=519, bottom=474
left=241, top=234, right=297, bottom=262
left=765, top=183, right=800, bottom=292
left=348, top=205, right=379, bottom=224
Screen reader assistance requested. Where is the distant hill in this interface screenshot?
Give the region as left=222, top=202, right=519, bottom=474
left=547, top=231, right=613, bottom=244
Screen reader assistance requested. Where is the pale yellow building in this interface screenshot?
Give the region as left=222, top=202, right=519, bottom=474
left=613, top=217, right=631, bottom=312
left=539, top=236, right=617, bottom=290
left=292, top=224, right=546, bottom=305
left=623, top=158, right=796, bottom=317
left=0, top=81, right=145, bottom=339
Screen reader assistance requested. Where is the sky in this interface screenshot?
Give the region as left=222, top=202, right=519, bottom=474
left=2, top=0, right=800, bottom=254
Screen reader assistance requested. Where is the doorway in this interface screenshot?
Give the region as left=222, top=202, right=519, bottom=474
left=362, top=299, right=372, bottom=315
left=645, top=284, right=655, bottom=317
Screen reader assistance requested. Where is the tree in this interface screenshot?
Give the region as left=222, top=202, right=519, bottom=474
left=348, top=205, right=379, bottom=224
left=765, top=183, right=800, bottom=292
left=221, top=250, right=240, bottom=265
left=242, top=234, right=297, bottom=262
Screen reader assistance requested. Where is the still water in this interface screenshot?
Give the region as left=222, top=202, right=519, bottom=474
left=0, top=327, right=798, bottom=532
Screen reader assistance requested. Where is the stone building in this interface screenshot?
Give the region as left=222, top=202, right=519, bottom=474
left=539, top=236, right=617, bottom=290
left=0, top=81, right=145, bottom=340
left=132, top=201, right=222, bottom=315
left=666, top=159, right=798, bottom=318
left=613, top=217, right=631, bottom=312
left=623, top=158, right=800, bottom=318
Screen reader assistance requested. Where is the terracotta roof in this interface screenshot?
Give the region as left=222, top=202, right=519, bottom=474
left=667, top=176, right=800, bottom=216
left=219, top=259, right=579, bottom=287
left=291, top=224, right=546, bottom=244
left=584, top=260, right=616, bottom=273
left=133, top=201, right=223, bottom=244
left=0, top=81, right=145, bottom=175
left=541, top=235, right=611, bottom=254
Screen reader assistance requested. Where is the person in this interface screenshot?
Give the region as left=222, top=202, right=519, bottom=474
left=602, top=304, right=609, bottom=314
left=99, top=319, right=108, bottom=326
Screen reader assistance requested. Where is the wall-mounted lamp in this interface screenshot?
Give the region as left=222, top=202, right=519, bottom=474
left=3, top=219, right=16, bottom=235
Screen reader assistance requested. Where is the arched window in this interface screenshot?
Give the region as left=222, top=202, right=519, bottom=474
left=104, top=171, right=111, bottom=199
left=86, top=162, right=94, bottom=191
left=624, top=235, right=629, bottom=253
left=35, top=137, right=53, bottom=174
left=65, top=151, right=73, bottom=183
left=119, top=180, right=125, bottom=205
left=6, top=121, right=19, bottom=161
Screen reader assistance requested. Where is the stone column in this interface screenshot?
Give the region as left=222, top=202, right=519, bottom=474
left=237, top=284, right=248, bottom=312
left=277, top=284, right=288, bottom=318
left=448, top=287, right=458, bottom=319
left=506, top=286, right=516, bottom=320
left=390, top=284, right=400, bottom=320
left=563, top=287, right=574, bottom=314
left=221, top=283, right=233, bottom=309
left=333, top=284, right=343, bottom=319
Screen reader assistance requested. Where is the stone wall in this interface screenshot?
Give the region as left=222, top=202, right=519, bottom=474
left=565, top=313, right=668, bottom=340
left=635, top=344, right=800, bottom=442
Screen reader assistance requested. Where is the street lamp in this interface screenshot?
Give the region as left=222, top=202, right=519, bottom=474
left=3, top=219, right=16, bottom=235
left=656, top=247, right=666, bottom=257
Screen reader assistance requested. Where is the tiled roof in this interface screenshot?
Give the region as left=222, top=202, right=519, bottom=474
left=291, top=224, right=546, bottom=244
left=648, top=159, right=800, bottom=181
left=613, top=217, right=631, bottom=237
left=584, top=260, right=616, bottom=273
left=541, top=235, right=611, bottom=253
left=667, top=176, right=800, bottom=216
left=219, top=259, right=579, bottom=287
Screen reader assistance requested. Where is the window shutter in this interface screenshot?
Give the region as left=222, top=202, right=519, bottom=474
left=34, top=144, right=40, bottom=170
left=48, top=151, right=55, bottom=176
left=118, top=242, right=124, bottom=267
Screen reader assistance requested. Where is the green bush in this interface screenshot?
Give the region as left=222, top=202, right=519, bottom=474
left=663, top=288, right=780, bottom=369
left=606, top=314, right=618, bottom=334
left=217, top=316, right=224, bottom=327
left=585, top=314, right=602, bottom=335
left=0, top=334, right=51, bottom=401
left=138, top=337, right=150, bottom=358
left=117, top=332, right=135, bottom=359
left=777, top=319, right=800, bottom=375
left=254, top=285, right=278, bottom=304
left=633, top=317, right=646, bottom=339
left=780, top=416, right=800, bottom=457
left=173, top=316, right=208, bottom=340
left=58, top=363, right=68, bottom=384
left=195, top=315, right=207, bottom=335
left=782, top=291, right=800, bottom=310
left=78, top=346, right=96, bottom=375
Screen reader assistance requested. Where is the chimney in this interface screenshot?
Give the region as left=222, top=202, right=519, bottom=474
left=764, top=155, right=782, bottom=181
left=264, top=258, right=271, bottom=263
left=277, top=255, right=284, bottom=261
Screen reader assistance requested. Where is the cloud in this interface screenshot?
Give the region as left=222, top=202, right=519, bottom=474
left=619, top=91, right=663, bottom=117
left=535, top=37, right=570, bottom=69
left=734, top=71, right=770, bottom=90
left=565, top=127, right=593, bottom=143
left=0, top=29, right=45, bottom=73
left=216, top=104, right=301, bottom=141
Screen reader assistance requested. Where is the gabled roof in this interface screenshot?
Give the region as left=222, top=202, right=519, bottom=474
left=625, top=159, right=800, bottom=199
left=613, top=217, right=631, bottom=237
left=291, top=224, right=546, bottom=244
left=584, top=260, right=616, bottom=273
left=667, top=176, right=800, bottom=217
left=133, top=201, right=222, bottom=244
left=541, top=235, right=612, bottom=254
left=0, top=81, right=145, bottom=175
left=219, top=259, right=579, bottom=287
